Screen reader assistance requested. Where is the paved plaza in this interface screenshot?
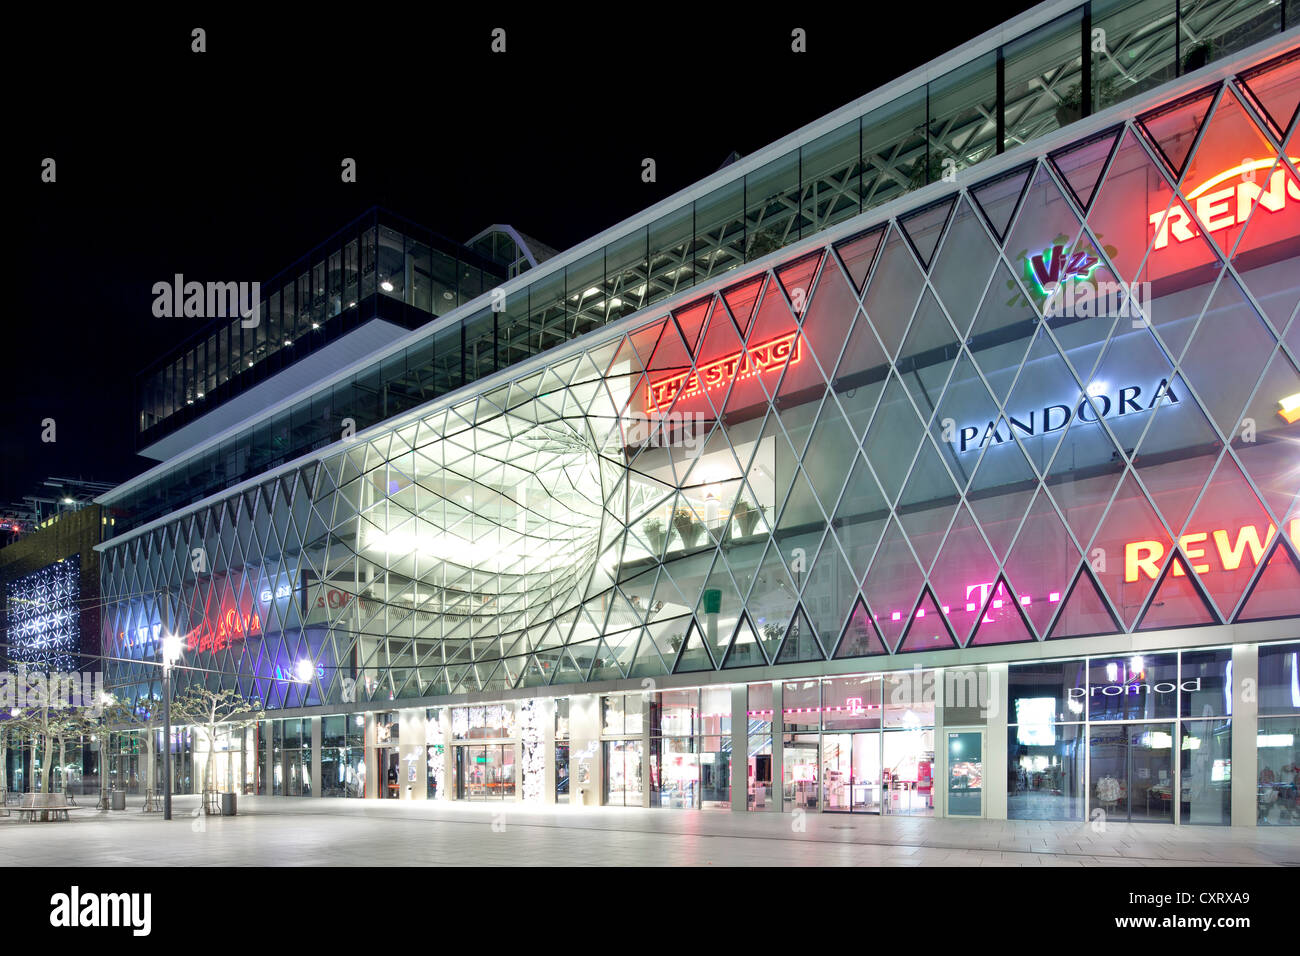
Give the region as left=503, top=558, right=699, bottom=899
left=3, top=796, right=1297, bottom=866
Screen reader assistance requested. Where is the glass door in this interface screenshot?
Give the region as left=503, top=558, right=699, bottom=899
left=555, top=744, right=569, bottom=803
left=1090, top=724, right=1173, bottom=823
left=852, top=732, right=882, bottom=812
left=1130, top=726, right=1174, bottom=822
left=822, top=734, right=851, bottom=811
left=783, top=735, right=820, bottom=811
left=604, top=740, right=644, bottom=806
left=496, top=744, right=516, bottom=799
left=946, top=731, right=984, bottom=817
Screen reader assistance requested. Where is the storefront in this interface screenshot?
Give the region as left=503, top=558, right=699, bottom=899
left=98, top=18, right=1299, bottom=831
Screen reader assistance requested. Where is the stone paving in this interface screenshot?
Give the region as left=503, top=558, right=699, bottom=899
left=2, top=795, right=1296, bottom=866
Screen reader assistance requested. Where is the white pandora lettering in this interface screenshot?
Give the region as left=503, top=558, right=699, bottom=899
left=49, top=886, right=152, bottom=937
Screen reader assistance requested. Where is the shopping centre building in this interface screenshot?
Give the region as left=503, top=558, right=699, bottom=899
left=96, top=0, right=1300, bottom=826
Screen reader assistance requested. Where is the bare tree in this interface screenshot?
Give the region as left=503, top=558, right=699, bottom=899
left=173, top=687, right=265, bottom=802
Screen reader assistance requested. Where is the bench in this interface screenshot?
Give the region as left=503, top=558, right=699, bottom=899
left=17, top=792, right=71, bottom=822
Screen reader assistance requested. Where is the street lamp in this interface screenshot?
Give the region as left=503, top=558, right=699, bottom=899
left=161, top=634, right=183, bottom=821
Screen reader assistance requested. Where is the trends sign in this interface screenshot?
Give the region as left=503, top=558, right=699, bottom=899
left=953, top=380, right=1178, bottom=454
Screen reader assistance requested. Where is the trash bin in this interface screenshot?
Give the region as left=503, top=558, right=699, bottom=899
left=220, top=792, right=237, bottom=816
left=578, top=787, right=589, bottom=806
left=110, top=790, right=126, bottom=811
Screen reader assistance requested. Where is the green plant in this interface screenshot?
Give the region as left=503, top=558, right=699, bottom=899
left=733, top=499, right=760, bottom=537
left=1182, top=39, right=1215, bottom=74
left=643, top=517, right=666, bottom=553
left=672, top=507, right=702, bottom=549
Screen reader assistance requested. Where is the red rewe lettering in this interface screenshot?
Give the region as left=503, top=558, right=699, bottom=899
left=1150, top=159, right=1300, bottom=250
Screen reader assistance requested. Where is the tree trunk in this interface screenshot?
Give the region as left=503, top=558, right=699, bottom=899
left=146, top=728, right=156, bottom=793
left=205, top=726, right=216, bottom=793
left=59, top=737, right=68, bottom=793
left=41, top=734, right=56, bottom=794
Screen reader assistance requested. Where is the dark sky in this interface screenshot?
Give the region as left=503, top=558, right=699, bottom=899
left=7, top=5, right=1038, bottom=512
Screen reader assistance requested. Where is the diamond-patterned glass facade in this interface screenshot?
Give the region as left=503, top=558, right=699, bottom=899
left=103, top=47, right=1300, bottom=710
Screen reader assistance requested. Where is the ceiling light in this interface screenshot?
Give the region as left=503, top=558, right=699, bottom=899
left=381, top=280, right=394, bottom=293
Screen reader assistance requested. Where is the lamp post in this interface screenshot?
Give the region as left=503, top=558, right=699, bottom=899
left=161, top=634, right=183, bottom=821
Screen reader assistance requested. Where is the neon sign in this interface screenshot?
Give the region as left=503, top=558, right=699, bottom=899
left=1029, top=244, right=1099, bottom=289
left=1149, top=159, right=1300, bottom=250
left=1278, top=393, right=1300, bottom=425
left=1124, top=518, right=1300, bottom=582
left=184, top=608, right=262, bottom=654
left=645, top=331, right=800, bottom=413
left=259, top=584, right=293, bottom=602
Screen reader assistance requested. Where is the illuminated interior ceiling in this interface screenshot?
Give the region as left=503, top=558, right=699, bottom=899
left=359, top=415, right=611, bottom=590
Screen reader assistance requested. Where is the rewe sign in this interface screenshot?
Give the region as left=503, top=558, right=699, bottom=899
left=1149, top=159, right=1300, bottom=250
left=1124, top=518, right=1300, bottom=582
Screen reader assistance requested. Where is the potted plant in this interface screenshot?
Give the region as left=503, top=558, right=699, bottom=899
left=1056, top=77, right=1124, bottom=127
left=643, top=517, right=666, bottom=555
left=667, top=633, right=684, bottom=655
left=907, top=150, right=950, bottom=190
left=1182, top=39, right=1215, bottom=74
left=747, top=228, right=781, bottom=261
left=733, top=498, right=760, bottom=538
left=672, top=507, right=702, bottom=549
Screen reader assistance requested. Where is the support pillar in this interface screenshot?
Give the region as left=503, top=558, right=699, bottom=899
left=730, top=684, right=747, bottom=811
left=1230, top=644, right=1258, bottom=828
left=772, top=682, right=784, bottom=812
left=310, top=716, right=322, bottom=798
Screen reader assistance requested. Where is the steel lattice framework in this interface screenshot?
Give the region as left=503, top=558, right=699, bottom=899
left=102, top=42, right=1300, bottom=711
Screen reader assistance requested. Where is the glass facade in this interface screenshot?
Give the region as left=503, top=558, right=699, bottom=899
left=90, top=24, right=1299, bottom=828
left=105, top=44, right=1300, bottom=711
left=1009, top=647, right=1235, bottom=823
left=1257, top=641, right=1299, bottom=825
left=136, top=210, right=505, bottom=445
left=107, top=1, right=1295, bottom=538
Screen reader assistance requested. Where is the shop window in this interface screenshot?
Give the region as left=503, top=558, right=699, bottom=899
left=1086, top=652, right=1179, bottom=720
left=1180, top=647, right=1232, bottom=718
left=1257, top=715, right=1299, bottom=825
left=822, top=675, right=882, bottom=730
left=1007, top=722, right=1086, bottom=820
left=747, top=684, right=775, bottom=811
left=1181, top=719, right=1232, bottom=825
left=1259, top=642, right=1300, bottom=715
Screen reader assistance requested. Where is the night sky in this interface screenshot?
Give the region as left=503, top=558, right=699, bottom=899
left=8, top=6, right=1037, bottom=513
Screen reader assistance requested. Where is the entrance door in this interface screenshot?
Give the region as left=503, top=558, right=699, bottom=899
left=555, top=744, right=570, bottom=803
left=852, top=732, right=882, bottom=812
left=1089, top=723, right=1173, bottom=823
left=823, top=733, right=888, bottom=813
left=783, top=735, right=820, bottom=811
left=604, top=740, right=644, bottom=806
left=380, top=748, right=401, bottom=799
left=946, top=731, right=984, bottom=817
left=822, top=734, right=851, bottom=811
